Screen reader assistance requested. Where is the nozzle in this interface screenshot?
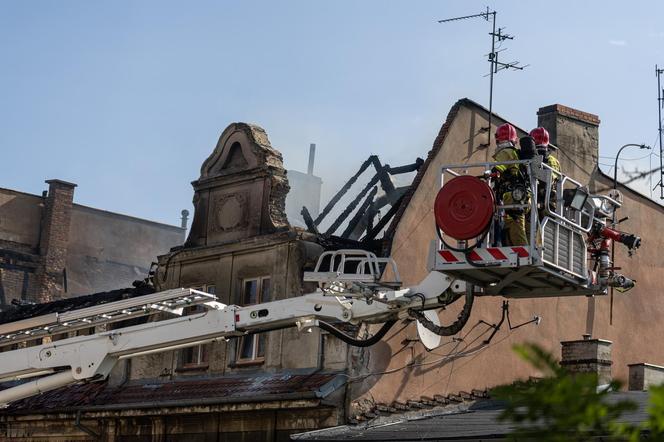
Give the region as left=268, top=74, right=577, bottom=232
left=598, top=226, right=641, bottom=252
left=608, top=274, right=635, bottom=292
left=619, top=233, right=641, bottom=251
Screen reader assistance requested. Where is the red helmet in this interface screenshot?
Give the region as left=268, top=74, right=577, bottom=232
left=495, top=123, right=518, bottom=145
left=530, top=127, right=550, bottom=147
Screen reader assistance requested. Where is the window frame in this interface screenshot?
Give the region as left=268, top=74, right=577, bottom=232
left=235, top=276, right=270, bottom=365
left=178, top=284, right=215, bottom=370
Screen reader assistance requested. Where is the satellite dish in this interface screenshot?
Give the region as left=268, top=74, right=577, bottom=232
left=416, top=310, right=442, bottom=350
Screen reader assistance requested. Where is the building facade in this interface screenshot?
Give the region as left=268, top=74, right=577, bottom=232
left=0, top=179, right=185, bottom=304
left=347, top=99, right=664, bottom=416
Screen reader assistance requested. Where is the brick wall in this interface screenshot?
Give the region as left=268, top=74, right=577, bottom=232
left=36, top=180, right=77, bottom=303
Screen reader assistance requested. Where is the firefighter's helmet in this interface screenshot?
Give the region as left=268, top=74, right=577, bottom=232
left=495, top=123, right=518, bottom=146
left=530, top=127, right=550, bottom=147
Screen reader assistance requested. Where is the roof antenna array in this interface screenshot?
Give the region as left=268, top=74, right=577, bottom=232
left=438, top=7, right=528, bottom=148
left=656, top=64, right=664, bottom=199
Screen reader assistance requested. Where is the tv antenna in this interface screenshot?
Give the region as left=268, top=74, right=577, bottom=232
left=656, top=64, right=664, bottom=199
left=438, top=7, right=528, bottom=148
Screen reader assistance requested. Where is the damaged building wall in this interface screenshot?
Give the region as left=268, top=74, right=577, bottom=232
left=349, top=98, right=664, bottom=413
left=0, top=179, right=185, bottom=305
left=91, top=122, right=351, bottom=439
left=144, top=123, right=347, bottom=381
left=0, top=187, right=43, bottom=304
left=128, top=232, right=341, bottom=381
left=66, top=204, right=185, bottom=296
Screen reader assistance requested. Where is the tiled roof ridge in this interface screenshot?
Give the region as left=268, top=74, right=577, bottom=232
left=348, top=388, right=490, bottom=424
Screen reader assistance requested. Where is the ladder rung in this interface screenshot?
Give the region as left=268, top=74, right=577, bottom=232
left=0, top=288, right=218, bottom=347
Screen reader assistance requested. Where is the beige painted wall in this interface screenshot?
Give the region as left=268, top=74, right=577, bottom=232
left=350, top=102, right=664, bottom=410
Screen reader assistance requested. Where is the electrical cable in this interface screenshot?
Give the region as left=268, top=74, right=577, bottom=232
left=319, top=320, right=397, bottom=348
left=342, top=318, right=520, bottom=384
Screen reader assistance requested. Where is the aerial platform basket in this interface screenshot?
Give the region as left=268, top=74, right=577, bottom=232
left=428, top=158, right=618, bottom=298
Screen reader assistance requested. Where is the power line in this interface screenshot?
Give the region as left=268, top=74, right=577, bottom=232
left=600, top=153, right=659, bottom=161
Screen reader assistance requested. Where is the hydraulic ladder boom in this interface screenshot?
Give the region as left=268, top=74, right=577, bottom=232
left=0, top=268, right=459, bottom=406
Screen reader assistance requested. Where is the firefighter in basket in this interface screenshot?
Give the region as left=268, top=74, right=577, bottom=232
left=530, top=127, right=561, bottom=217
left=492, top=123, right=530, bottom=246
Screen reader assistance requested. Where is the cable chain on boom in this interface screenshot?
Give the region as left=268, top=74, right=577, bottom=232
left=408, top=290, right=475, bottom=337
left=319, top=320, right=397, bottom=347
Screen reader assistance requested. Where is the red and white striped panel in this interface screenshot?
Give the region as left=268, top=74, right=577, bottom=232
left=438, top=247, right=529, bottom=264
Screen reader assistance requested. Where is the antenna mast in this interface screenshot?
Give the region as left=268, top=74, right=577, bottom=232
left=439, top=8, right=528, bottom=148
left=657, top=65, right=664, bottom=199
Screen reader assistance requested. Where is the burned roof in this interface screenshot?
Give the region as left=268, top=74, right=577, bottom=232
left=300, top=154, right=423, bottom=255
left=0, top=282, right=155, bottom=325
left=1, top=372, right=345, bottom=414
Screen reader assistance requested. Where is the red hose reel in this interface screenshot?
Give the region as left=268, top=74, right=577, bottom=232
left=434, top=175, right=495, bottom=241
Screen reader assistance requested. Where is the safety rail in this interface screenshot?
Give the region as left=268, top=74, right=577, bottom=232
left=431, top=158, right=610, bottom=297
left=303, top=249, right=402, bottom=290
left=541, top=163, right=595, bottom=233
left=439, top=158, right=593, bottom=247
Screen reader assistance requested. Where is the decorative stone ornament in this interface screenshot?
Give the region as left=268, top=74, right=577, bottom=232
left=185, top=123, right=290, bottom=247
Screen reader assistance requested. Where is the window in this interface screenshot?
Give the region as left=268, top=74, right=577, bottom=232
left=180, top=284, right=215, bottom=369
left=236, top=277, right=270, bottom=364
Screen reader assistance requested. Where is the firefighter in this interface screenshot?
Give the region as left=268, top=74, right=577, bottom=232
left=493, top=123, right=528, bottom=246
left=530, top=127, right=560, bottom=216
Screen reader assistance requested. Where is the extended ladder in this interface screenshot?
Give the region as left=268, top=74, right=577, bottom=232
left=0, top=288, right=219, bottom=347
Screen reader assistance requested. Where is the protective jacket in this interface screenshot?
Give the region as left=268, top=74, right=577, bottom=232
left=493, top=146, right=529, bottom=246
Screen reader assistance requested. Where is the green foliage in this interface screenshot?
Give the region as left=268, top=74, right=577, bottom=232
left=614, top=384, right=664, bottom=441
left=491, top=343, right=637, bottom=441
left=647, top=385, right=664, bottom=438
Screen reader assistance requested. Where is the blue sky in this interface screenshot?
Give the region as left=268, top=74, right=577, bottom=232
left=2, top=1, right=663, bottom=226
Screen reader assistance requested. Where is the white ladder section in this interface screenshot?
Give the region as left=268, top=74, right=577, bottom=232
left=0, top=288, right=220, bottom=347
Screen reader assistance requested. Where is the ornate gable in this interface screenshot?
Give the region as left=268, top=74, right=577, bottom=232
left=185, top=123, right=290, bottom=247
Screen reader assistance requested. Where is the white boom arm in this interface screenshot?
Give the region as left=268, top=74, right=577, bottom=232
left=0, top=270, right=458, bottom=406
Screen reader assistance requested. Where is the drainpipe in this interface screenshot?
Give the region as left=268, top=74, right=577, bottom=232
left=317, top=330, right=326, bottom=370
left=75, top=409, right=100, bottom=440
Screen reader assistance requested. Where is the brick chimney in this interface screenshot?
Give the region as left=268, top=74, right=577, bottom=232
left=537, top=104, right=600, bottom=184
left=560, top=338, right=612, bottom=385
left=36, top=179, right=77, bottom=303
